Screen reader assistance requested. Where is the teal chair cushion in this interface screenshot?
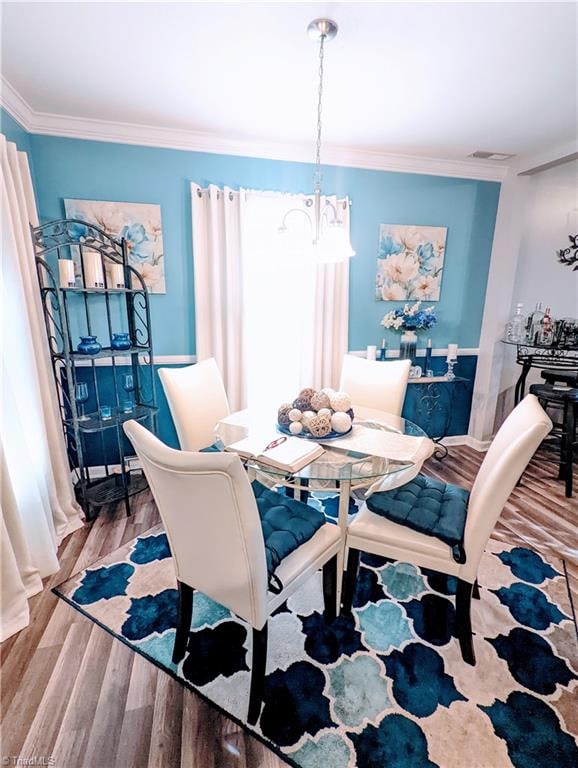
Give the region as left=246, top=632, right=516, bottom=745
left=200, top=444, right=221, bottom=452
left=366, top=474, right=469, bottom=563
left=252, top=480, right=325, bottom=590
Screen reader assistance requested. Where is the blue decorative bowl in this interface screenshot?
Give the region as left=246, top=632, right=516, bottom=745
left=77, top=336, right=101, bottom=355
left=111, top=332, right=132, bottom=351
left=277, top=423, right=352, bottom=441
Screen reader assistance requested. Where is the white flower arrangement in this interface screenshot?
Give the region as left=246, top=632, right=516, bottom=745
left=380, top=301, right=437, bottom=331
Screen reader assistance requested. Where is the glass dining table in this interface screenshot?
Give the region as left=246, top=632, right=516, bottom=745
left=215, top=406, right=432, bottom=601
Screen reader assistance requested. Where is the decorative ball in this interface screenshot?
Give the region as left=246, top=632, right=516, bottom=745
left=301, top=410, right=316, bottom=428
left=330, top=391, right=352, bottom=412
left=289, top=408, right=303, bottom=422
left=309, top=414, right=332, bottom=438
left=311, top=391, right=330, bottom=411
left=298, top=388, right=316, bottom=406
left=331, top=412, right=352, bottom=434
left=289, top=421, right=303, bottom=435
left=346, top=408, right=355, bottom=420
left=277, top=404, right=292, bottom=426
left=321, top=387, right=336, bottom=398
left=318, top=407, right=332, bottom=419
left=292, top=397, right=311, bottom=412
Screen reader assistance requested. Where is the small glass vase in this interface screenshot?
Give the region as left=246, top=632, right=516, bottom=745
left=399, top=330, right=417, bottom=364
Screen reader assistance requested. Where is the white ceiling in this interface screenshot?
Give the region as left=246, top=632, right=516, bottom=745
left=1, top=1, right=576, bottom=162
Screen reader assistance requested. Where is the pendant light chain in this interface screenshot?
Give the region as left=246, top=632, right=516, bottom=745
left=314, top=34, right=325, bottom=194
left=278, top=18, right=355, bottom=261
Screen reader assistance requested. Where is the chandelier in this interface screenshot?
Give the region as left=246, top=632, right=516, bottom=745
left=279, top=18, right=355, bottom=263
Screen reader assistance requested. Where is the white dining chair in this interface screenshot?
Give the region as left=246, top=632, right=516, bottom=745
left=158, top=358, right=230, bottom=451
left=123, top=419, right=342, bottom=725
left=342, top=394, right=552, bottom=664
left=339, top=354, right=411, bottom=416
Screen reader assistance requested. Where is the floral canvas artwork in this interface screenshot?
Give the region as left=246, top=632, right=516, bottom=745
left=64, top=199, right=165, bottom=293
left=376, top=224, right=447, bottom=302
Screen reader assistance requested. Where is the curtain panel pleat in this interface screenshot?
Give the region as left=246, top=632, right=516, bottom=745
left=1, top=134, right=83, bottom=641
left=192, top=184, right=245, bottom=411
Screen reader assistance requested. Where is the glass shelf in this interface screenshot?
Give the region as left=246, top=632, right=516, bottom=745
left=501, top=339, right=578, bottom=352
left=60, top=286, right=141, bottom=294
left=66, top=404, right=157, bottom=433
left=76, top=470, right=149, bottom=508
left=55, top=346, right=152, bottom=361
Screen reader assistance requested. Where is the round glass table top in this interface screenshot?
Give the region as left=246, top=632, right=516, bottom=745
left=215, top=406, right=430, bottom=483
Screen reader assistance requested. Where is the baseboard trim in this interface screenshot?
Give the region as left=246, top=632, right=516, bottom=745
left=440, top=435, right=491, bottom=452
left=73, top=354, right=197, bottom=367
left=349, top=348, right=479, bottom=358
left=74, top=351, right=478, bottom=367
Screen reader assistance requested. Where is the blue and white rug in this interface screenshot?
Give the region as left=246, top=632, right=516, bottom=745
left=55, top=522, right=578, bottom=768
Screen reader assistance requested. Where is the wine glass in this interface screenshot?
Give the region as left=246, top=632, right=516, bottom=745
left=75, top=382, right=89, bottom=421
left=121, top=373, right=135, bottom=413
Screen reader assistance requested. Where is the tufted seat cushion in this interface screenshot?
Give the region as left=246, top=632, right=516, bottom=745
left=252, top=480, right=325, bottom=588
left=366, top=474, right=469, bottom=562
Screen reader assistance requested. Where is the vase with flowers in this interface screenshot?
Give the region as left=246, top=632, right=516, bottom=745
left=380, top=301, right=437, bottom=363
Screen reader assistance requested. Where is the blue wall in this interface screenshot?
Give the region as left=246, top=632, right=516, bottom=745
left=74, top=356, right=477, bottom=461
left=1, top=110, right=37, bottom=191
left=1, top=109, right=32, bottom=153
left=2, top=107, right=500, bottom=449
left=26, top=130, right=501, bottom=356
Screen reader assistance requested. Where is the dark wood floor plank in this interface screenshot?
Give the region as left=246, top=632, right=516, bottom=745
left=82, top=634, right=135, bottom=767
left=147, top=673, right=184, bottom=768
left=51, top=623, right=115, bottom=767
left=18, top=621, right=93, bottom=760
left=115, top=653, right=158, bottom=768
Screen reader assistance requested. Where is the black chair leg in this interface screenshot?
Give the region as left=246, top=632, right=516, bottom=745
left=564, top=403, right=575, bottom=498
left=456, top=579, right=476, bottom=665
left=247, top=624, right=268, bottom=726
left=172, top=581, right=194, bottom=664
left=322, top=554, right=338, bottom=623
left=341, top=549, right=360, bottom=615
left=472, top=579, right=481, bottom=600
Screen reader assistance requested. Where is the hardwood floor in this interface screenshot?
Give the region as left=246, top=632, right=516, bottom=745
left=1, top=447, right=576, bottom=768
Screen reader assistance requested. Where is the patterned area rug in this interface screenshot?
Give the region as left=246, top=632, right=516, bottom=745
left=55, top=523, right=578, bottom=768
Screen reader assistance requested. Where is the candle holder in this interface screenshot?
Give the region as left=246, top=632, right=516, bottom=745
left=446, top=359, right=456, bottom=381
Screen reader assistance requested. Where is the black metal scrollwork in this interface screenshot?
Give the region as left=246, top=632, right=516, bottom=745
left=557, top=234, right=578, bottom=270
left=31, top=218, right=157, bottom=519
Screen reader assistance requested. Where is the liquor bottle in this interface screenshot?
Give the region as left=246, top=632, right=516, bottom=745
left=505, top=304, right=526, bottom=343
left=537, top=306, right=554, bottom=346
left=424, top=338, right=433, bottom=376
left=526, top=302, right=544, bottom=343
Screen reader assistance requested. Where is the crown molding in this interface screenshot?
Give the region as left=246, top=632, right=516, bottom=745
left=1, top=76, right=508, bottom=182
left=1, top=77, right=34, bottom=129
left=513, top=138, right=578, bottom=176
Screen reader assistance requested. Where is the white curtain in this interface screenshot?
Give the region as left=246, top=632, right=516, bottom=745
left=1, top=135, right=83, bottom=641
left=191, top=184, right=350, bottom=415
left=191, top=184, right=245, bottom=411
left=312, top=199, right=350, bottom=391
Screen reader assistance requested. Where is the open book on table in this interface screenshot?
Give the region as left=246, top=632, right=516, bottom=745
left=225, top=435, right=324, bottom=473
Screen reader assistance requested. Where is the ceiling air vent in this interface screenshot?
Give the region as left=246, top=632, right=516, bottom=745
left=469, top=151, right=515, bottom=161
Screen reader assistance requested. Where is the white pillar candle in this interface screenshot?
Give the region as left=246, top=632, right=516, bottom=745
left=110, top=263, right=125, bottom=288
left=447, top=343, right=458, bottom=361
left=58, top=259, right=75, bottom=288
left=366, top=345, right=377, bottom=361
left=83, top=251, right=105, bottom=288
